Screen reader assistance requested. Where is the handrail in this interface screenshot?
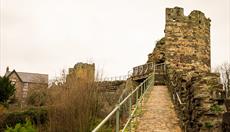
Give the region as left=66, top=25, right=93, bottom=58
left=96, top=74, right=131, bottom=82
left=132, top=62, right=165, bottom=77
left=176, top=92, right=185, bottom=105
left=92, top=65, right=156, bottom=132
left=92, top=106, right=119, bottom=131
left=96, top=62, right=165, bottom=82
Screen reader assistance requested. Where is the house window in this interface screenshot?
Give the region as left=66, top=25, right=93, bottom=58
left=22, top=83, right=29, bottom=98
left=23, top=83, right=28, bottom=90
left=22, top=91, right=27, bottom=98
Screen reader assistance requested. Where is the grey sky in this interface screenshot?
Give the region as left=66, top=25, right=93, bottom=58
left=0, top=0, right=229, bottom=79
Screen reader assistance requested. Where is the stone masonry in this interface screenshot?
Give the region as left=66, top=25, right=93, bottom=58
left=148, top=7, right=211, bottom=72
left=66, top=62, right=95, bottom=85
left=146, top=7, right=225, bottom=131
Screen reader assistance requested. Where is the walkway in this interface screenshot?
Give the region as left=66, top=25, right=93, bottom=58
left=136, top=86, right=181, bottom=132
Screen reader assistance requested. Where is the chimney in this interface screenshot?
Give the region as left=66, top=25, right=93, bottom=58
left=6, top=66, right=9, bottom=73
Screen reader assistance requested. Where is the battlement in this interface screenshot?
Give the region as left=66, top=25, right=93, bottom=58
left=74, top=62, right=95, bottom=71
left=166, top=7, right=210, bottom=26
left=164, top=7, right=211, bottom=71
left=166, top=7, right=184, bottom=21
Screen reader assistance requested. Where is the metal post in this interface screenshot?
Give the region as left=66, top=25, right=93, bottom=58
left=136, top=89, right=138, bottom=105
left=140, top=85, right=143, bottom=112
left=143, top=82, right=146, bottom=91
left=140, top=85, right=143, bottom=98
left=116, top=107, right=120, bottom=132
left=129, top=97, right=132, bottom=132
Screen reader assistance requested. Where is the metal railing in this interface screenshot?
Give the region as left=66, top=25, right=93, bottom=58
left=95, top=62, right=165, bottom=82
left=167, top=70, right=186, bottom=106
left=133, top=62, right=154, bottom=76
left=176, top=92, right=185, bottom=105
left=92, top=66, right=156, bottom=132
left=96, top=71, right=133, bottom=82
left=132, top=62, right=166, bottom=77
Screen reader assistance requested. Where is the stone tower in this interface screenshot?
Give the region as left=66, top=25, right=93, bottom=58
left=164, top=7, right=211, bottom=72
left=66, top=63, right=95, bottom=85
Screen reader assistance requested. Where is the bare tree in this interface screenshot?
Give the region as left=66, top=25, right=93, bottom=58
left=216, top=63, right=230, bottom=98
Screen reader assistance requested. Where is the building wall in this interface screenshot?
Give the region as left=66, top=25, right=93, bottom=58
left=8, top=72, right=24, bottom=102
left=27, top=83, right=48, bottom=96
left=164, top=7, right=211, bottom=72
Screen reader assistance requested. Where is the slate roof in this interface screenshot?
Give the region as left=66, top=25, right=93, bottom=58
left=5, top=70, right=48, bottom=84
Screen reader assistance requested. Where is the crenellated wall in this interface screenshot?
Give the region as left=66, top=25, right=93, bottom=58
left=164, top=7, right=211, bottom=72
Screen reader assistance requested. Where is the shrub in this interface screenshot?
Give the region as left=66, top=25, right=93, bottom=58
left=5, top=119, right=36, bottom=132
left=46, top=78, right=101, bottom=132
left=210, top=104, right=223, bottom=113
left=0, top=76, right=15, bottom=103
left=0, top=107, right=48, bottom=131
left=204, top=122, right=213, bottom=129
left=27, top=90, right=47, bottom=106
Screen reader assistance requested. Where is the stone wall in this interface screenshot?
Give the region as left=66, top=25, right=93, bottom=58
left=7, top=72, right=24, bottom=102
left=147, top=37, right=166, bottom=64
left=96, top=80, right=127, bottom=116
left=164, top=7, right=211, bottom=72
left=165, top=66, right=225, bottom=131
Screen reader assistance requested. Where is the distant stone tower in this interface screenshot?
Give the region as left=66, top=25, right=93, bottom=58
left=66, top=63, right=95, bottom=85
left=164, top=7, right=211, bottom=72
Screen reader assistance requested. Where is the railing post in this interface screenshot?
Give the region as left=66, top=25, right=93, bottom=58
left=144, top=82, right=146, bottom=91
left=140, top=85, right=143, bottom=98
left=116, top=106, right=120, bottom=132
left=129, top=97, right=132, bottom=131
left=136, top=89, right=138, bottom=105
left=140, top=85, right=143, bottom=112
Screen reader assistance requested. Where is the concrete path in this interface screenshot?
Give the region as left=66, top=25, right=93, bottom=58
left=136, top=85, right=182, bottom=132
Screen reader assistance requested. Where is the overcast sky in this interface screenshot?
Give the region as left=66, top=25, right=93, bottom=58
left=0, top=0, right=229, bottom=79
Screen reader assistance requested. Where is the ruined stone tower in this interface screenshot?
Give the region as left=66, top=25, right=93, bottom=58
left=66, top=63, right=95, bottom=85
left=165, top=7, right=211, bottom=72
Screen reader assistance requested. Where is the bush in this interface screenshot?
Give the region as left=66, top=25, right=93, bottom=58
left=0, top=76, right=15, bottom=103
left=27, top=90, right=47, bottom=106
left=5, top=119, right=36, bottom=132
left=46, top=79, right=101, bottom=132
left=0, top=107, right=48, bottom=131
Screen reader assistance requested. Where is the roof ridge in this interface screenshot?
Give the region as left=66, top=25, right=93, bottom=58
left=17, top=71, right=48, bottom=75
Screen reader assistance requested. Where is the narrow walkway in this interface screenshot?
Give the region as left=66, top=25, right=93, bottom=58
left=136, top=86, right=181, bottom=132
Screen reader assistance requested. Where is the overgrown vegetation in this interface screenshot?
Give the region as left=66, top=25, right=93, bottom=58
left=204, top=122, right=213, bottom=129
left=45, top=78, right=101, bottom=132
left=210, top=104, right=223, bottom=113
left=0, top=107, right=47, bottom=131
left=26, top=89, right=47, bottom=107
left=5, top=119, right=36, bottom=132
left=1, top=67, right=126, bottom=131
